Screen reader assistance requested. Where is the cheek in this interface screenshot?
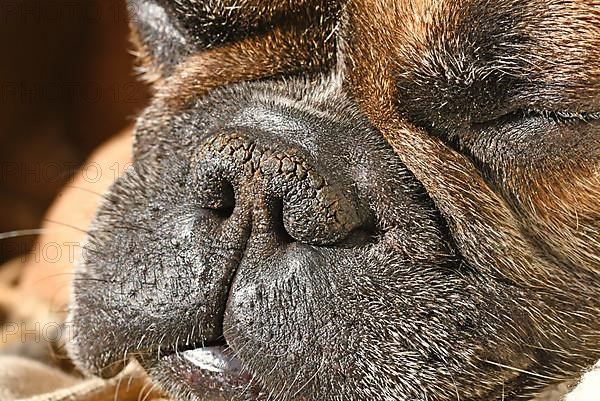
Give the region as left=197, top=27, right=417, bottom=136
left=510, top=167, right=599, bottom=274
left=467, top=120, right=600, bottom=273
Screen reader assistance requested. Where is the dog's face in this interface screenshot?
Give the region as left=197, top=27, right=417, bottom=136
left=67, top=1, right=600, bottom=400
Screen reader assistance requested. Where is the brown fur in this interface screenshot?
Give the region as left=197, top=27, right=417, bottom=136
left=342, top=0, right=600, bottom=279
left=155, top=23, right=336, bottom=109
left=70, top=0, right=600, bottom=399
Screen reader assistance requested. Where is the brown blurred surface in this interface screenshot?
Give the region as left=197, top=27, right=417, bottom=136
left=0, top=0, right=149, bottom=263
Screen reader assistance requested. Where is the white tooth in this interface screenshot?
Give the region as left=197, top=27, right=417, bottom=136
left=183, top=348, right=229, bottom=373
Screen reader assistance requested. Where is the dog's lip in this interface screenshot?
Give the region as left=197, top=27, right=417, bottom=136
left=156, top=345, right=266, bottom=400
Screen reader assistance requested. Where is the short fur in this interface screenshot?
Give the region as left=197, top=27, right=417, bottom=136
left=68, top=1, right=600, bottom=400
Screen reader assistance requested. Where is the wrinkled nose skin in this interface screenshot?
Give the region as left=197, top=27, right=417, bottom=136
left=68, top=82, right=454, bottom=396
left=194, top=131, right=368, bottom=248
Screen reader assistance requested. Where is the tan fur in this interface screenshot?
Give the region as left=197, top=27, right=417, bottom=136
left=129, top=24, right=163, bottom=86
left=155, top=24, right=336, bottom=110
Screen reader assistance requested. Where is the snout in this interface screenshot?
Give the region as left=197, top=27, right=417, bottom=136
left=68, top=93, right=384, bottom=376
left=68, top=83, right=455, bottom=400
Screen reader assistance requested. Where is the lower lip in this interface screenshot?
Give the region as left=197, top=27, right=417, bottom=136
left=159, top=346, right=265, bottom=400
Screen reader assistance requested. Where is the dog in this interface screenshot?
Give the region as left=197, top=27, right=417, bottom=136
left=67, top=1, right=600, bottom=400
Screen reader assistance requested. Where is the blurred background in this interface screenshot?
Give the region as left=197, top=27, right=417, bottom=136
left=0, top=0, right=149, bottom=265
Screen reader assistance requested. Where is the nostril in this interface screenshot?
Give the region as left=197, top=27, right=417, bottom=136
left=271, top=198, right=295, bottom=244
left=214, top=181, right=235, bottom=219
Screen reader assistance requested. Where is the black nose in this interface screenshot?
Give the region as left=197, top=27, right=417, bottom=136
left=191, top=132, right=367, bottom=247
left=69, top=98, right=390, bottom=380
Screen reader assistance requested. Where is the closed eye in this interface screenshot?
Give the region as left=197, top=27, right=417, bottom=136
left=473, top=109, right=600, bottom=128
left=517, top=110, right=600, bottom=124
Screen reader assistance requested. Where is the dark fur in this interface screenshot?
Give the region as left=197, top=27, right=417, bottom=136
left=68, top=1, right=600, bottom=400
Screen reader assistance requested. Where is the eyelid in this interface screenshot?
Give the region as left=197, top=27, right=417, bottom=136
left=470, top=109, right=600, bottom=130
left=521, top=109, right=600, bottom=122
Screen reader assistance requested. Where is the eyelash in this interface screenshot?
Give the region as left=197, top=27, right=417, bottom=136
left=519, top=109, right=600, bottom=123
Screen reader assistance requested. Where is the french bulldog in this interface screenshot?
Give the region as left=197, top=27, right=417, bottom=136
left=67, top=1, right=600, bottom=400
